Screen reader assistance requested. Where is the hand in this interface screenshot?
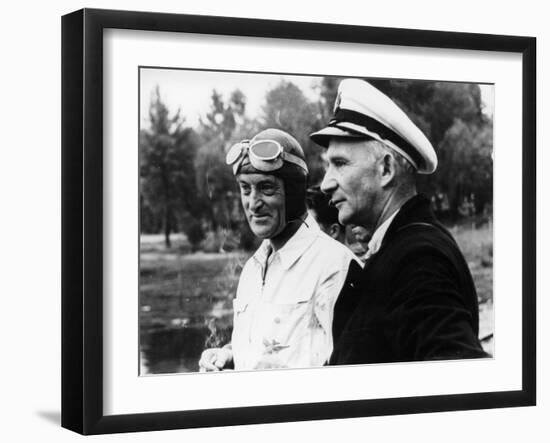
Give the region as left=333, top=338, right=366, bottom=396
left=254, top=354, right=287, bottom=370
left=198, top=347, right=233, bottom=372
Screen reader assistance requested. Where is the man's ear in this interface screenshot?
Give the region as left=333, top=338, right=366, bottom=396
left=379, top=152, right=397, bottom=187
left=329, top=223, right=342, bottom=240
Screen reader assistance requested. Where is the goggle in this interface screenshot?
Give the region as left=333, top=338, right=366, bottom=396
left=225, top=139, right=308, bottom=174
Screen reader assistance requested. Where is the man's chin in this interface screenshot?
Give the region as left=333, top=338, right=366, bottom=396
left=250, top=225, right=275, bottom=239
left=250, top=223, right=286, bottom=241
left=337, top=211, right=351, bottom=226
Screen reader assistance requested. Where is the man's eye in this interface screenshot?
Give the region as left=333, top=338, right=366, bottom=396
left=260, top=186, right=276, bottom=196
left=239, top=185, right=251, bottom=195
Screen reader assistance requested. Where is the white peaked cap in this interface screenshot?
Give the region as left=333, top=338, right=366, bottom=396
left=310, top=79, right=437, bottom=174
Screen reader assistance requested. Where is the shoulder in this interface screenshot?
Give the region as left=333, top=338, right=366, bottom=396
left=313, top=230, right=358, bottom=261
left=385, top=222, right=456, bottom=256
left=374, top=223, right=466, bottom=284
left=303, top=231, right=360, bottom=280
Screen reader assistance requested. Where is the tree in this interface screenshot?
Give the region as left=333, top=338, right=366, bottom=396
left=140, top=86, right=200, bottom=247
left=199, top=89, right=247, bottom=141
left=317, top=77, right=339, bottom=120
left=437, top=119, right=493, bottom=218
left=261, top=80, right=326, bottom=184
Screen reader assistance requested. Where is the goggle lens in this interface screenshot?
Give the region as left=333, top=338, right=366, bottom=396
left=249, top=140, right=282, bottom=160
left=225, top=138, right=308, bottom=174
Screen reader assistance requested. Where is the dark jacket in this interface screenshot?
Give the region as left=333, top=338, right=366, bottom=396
left=330, top=194, right=488, bottom=365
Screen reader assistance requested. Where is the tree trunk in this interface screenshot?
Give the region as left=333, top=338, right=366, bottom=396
left=164, top=204, right=172, bottom=248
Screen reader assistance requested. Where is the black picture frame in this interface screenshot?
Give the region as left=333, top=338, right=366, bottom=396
left=61, top=8, right=536, bottom=435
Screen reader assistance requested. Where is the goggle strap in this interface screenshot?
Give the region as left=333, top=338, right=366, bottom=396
left=232, top=156, right=244, bottom=175
left=281, top=152, right=308, bottom=173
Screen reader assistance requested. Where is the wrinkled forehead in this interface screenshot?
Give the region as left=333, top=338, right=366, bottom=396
left=236, top=173, right=283, bottom=186
left=326, top=137, right=378, bottom=160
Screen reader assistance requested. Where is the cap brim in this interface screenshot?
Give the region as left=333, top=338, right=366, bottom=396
left=310, top=126, right=366, bottom=148
left=311, top=121, right=437, bottom=174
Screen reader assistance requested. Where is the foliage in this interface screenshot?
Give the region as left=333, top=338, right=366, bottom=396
left=140, top=86, right=201, bottom=247
left=261, top=80, right=326, bottom=185
left=199, top=89, right=247, bottom=139
left=183, top=218, right=205, bottom=252
left=437, top=119, right=493, bottom=217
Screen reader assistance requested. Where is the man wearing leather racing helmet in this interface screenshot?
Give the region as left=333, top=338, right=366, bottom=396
left=229, top=128, right=309, bottom=250
left=199, top=128, right=359, bottom=371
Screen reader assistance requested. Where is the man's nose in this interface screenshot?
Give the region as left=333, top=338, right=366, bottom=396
left=250, top=189, right=263, bottom=210
left=320, top=167, right=336, bottom=195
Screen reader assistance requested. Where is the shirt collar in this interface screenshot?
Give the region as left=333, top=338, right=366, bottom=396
left=366, top=209, right=400, bottom=258
left=253, top=214, right=320, bottom=270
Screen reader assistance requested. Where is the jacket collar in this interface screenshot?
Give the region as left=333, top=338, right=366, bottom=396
left=382, top=194, right=435, bottom=247
left=366, top=209, right=400, bottom=258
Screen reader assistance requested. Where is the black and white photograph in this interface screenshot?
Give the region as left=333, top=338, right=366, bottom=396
left=138, top=69, right=495, bottom=375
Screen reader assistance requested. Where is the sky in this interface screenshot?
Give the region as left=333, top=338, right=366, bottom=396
left=139, top=68, right=494, bottom=129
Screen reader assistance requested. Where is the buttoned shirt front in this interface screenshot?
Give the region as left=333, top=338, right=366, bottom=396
left=231, top=215, right=358, bottom=370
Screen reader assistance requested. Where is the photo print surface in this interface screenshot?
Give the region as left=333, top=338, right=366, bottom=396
left=138, top=68, right=494, bottom=375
